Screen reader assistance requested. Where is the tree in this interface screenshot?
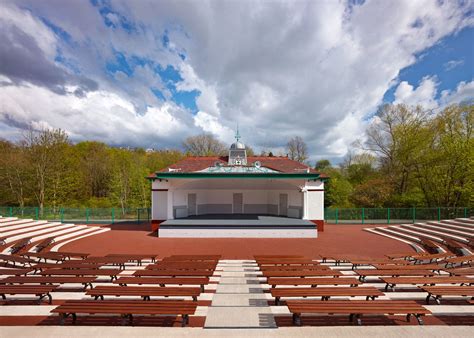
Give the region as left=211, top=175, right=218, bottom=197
left=315, top=159, right=331, bottom=172
left=350, top=178, right=393, bottom=207
left=324, top=169, right=353, bottom=208
left=287, top=136, right=308, bottom=163
left=22, top=128, right=70, bottom=213
left=183, top=134, right=227, bottom=156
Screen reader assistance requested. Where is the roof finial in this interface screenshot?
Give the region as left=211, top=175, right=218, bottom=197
left=235, top=124, right=241, bottom=142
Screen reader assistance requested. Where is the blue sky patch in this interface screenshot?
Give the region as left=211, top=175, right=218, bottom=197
left=106, top=51, right=133, bottom=77
left=383, top=27, right=474, bottom=103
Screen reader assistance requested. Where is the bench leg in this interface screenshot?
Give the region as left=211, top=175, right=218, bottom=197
left=1, top=294, right=5, bottom=300
left=59, top=313, right=67, bottom=325
left=406, top=314, right=411, bottom=322
left=274, top=297, right=280, bottom=306
left=181, top=314, right=189, bottom=327
left=292, top=313, right=301, bottom=326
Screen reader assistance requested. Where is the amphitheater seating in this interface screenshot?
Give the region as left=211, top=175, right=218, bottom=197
left=0, top=268, right=34, bottom=276
left=0, top=285, right=58, bottom=304
left=51, top=300, right=198, bottom=326
left=271, top=286, right=384, bottom=305
left=267, top=277, right=361, bottom=288
left=366, top=218, right=474, bottom=256
left=420, top=285, right=474, bottom=304
left=381, top=276, right=474, bottom=291
left=86, top=285, right=201, bottom=301
left=0, top=276, right=96, bottom=290
left=0, top=254, right=35, bottom=267
left=356, top=269, right=436, bottom=282
left=114, top=277, right=209, bottom=291
left=286, top=300, right=431, bottom=326
left=40, top=268, right=121, bottom=281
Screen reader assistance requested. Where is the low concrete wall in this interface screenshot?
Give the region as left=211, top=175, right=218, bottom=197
left=159, top=226, right=317, bottom=238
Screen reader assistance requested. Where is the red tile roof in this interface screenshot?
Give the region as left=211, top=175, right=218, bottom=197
left=153, top=156, right=328, bottom=177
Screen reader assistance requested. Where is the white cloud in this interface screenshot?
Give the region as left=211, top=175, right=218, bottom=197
left=440, top=80, right=474, bottom=106
left=394, top=76, right=439, bottom=109
left=444, top=59, right=465, bottom=71
left=0, top=0, right=473, bottom=161
left=0, top=83, right=194, bottom=148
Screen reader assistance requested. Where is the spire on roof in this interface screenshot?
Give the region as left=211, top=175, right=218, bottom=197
left=235, top=124, right=241, bottom=143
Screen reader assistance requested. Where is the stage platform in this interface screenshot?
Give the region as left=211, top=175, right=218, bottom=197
left=159, top=215, right=318, bottom=238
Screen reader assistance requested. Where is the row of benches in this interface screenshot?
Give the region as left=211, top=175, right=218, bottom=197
left=254, top=254, right=474, bottom=325
left=1, top=253, right=222, bottom=326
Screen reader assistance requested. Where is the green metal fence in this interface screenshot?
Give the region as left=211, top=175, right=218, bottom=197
left=324, top=207, right=473, bottom=224
left=0, top=206, right=151, bottom=224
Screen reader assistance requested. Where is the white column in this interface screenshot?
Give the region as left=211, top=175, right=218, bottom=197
left=303, top=180, right=325, bottom=221
left=151, top=180, right=171, bottom=221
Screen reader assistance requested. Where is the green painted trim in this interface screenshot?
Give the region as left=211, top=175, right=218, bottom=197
left=148, top=172, right=324, bottom=180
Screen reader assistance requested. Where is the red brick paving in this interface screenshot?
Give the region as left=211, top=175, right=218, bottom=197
left=61, top=223, right=413, bottom=259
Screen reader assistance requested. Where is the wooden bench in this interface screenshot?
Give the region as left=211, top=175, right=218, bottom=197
left=254, top=255, right=305, bottom=260
left=262, top=270, right=342, bottom=278
left=51, top=299, right=198, bottom=326
left=409, top=252, right=454, bottom=264
left=9, top=237, right=32, bottom=254
left=32, top=262, right=105, bottom=273
left=257, top=260, right=319, bottom=266
left=82, top=257, right=131, bottom=270
left=419, top=285, right=474, bottom=304
left=442, top=255, right=474, bottom=268
left=134, top=269, right=214, bottom=278
left=386, top=253, right=418, bottom=260
left=0, top=268, right=34, bottom=276
left=0, top=285, right=58, bottom=304
left=23, top=252, right=89, bottom=262
left=86, top=286, right=201, bottom=301
left=162, top=255, right=221, bottom=261
left=372, top=263, right=442, bottom=272
left=286, top=300, right=431, bottom=326
left=34, top=237, right=55, bottom=253
left=259, top=265, right=329, bottom=272
left=105, top=254, right=158, bottom=265
left=146, top=261, right=217, bottom=271
left=443, top=267, right=474, bottom=276
left=114, top=277, right=209, bottom=292
left=381, top=276, right=474, bottom=291
left=40, top=268, right=121, bottom=281
left=0, top=276, right=96, bottom=290
left=0, top=254, right=35, bottom=267
left=271, top=286, right=383, bottom=305
left=355, top=269, right=435, bottom=282
left=350, top=259, right=411, bottom=269
left=267, top=277, right=361, bottom=288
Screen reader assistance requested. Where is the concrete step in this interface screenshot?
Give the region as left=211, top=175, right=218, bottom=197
left=363, top=228, right=424, bottom=252
left=390, top=225, right=442, bottom=242
left=0, top=222, right=59, bottom=236
left=0, top=219, right=34, bottom=227
left=422, top=223, right=474, bottom=237
left=400, top=224, right=468, bottom=243
left=50, top=227, right=110, bottom=251
left=4, top=224, right=76, bottom=243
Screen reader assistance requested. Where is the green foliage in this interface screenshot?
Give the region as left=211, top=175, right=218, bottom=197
left=327, top=103, right=473, bottom=208
left=0, top=130, right=184, bottom=209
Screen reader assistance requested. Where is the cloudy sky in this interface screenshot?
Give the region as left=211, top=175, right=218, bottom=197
left=0, top=0, right=473, bottom=162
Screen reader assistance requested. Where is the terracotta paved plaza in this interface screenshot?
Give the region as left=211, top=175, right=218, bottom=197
left=61, top=223, right=412, bottom=258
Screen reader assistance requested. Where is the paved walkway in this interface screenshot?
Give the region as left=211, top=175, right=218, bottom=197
left=204, top=260, right=276, bottom=328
